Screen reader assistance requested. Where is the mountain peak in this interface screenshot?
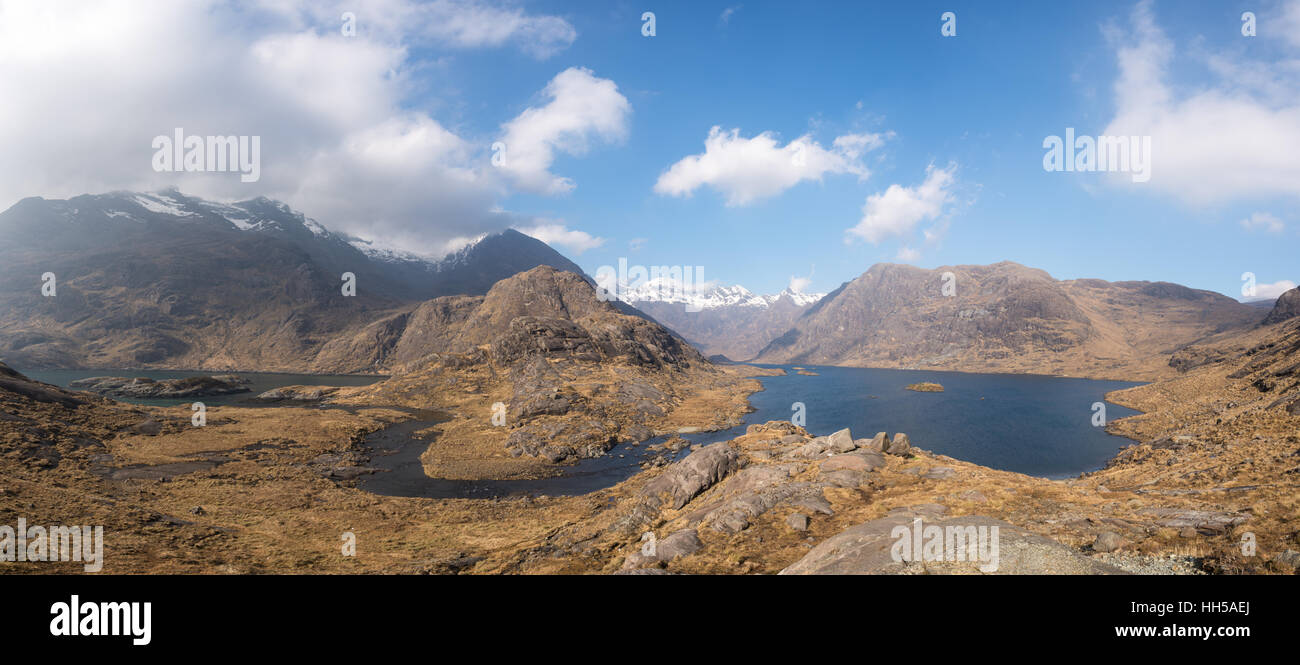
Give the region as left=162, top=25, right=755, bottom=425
left=616, top=279, right=823, bottom=311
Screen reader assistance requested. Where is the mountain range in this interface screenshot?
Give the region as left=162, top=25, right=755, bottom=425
left=753, top=261, right=1265, bottom=380
left=0, top=190, right=585, bottom=371
left=617, top=281, right=825, bottom=360
left=0, top=190, right=1277, bottom=383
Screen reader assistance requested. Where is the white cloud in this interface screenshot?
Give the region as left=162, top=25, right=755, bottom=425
left=0, top=0, right=596, bottom=257
left=788, top=265, right=814, bottom=293
left=1248, top=279, right=1298, bottom=301
left=515, top=222, right=606, bottom=255
left=402, top=0, right=576, bottom=57
left=1240, top=211, right=1285, bottom=233
left=895, top=247, right=921, bottom=262
left=1101, top=0, right=1300, bottom=204
left=262, top=0, right=576, bottom=58
left=846, top=163, right=957, bottom=244
left=496, top=67, right=631, bottom=195
left=720, top=6, right=741, bottom=24
left=654, top=127, right=886, bottom=206
left=628, top=237, right=648, bottom=251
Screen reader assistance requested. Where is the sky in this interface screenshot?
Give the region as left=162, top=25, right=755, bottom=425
left=1, top=0, right=1297, bottom=300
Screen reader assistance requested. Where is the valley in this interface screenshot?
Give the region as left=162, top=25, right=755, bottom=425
left=1, top=191, right=1296, bottom=576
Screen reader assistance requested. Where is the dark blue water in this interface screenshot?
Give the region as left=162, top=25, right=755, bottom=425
left=17, top=368, right=385, bottom=407
left=744, top=365, right=1142, bottom=479
left=356, top=364, right=1144, bottom=499
left=357, top=418, right=738, bottom=500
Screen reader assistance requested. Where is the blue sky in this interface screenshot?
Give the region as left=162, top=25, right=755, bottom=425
left=428, top=0, right=1300, bottom=299
left=3, top=0, right=1296, bottom=300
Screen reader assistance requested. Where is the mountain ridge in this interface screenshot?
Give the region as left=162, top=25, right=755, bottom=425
left=0, top=190, right=592, bottom=371
left=753, top=260, right=1264, bottom=380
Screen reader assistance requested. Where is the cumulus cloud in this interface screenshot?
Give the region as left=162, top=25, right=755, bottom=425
left=1248, top=279, right=1298, bottom=301
left=0, top=0, right=596, bottom=257
left=1240, top=211, right=1285, bottom=233
left=845, top=163, right=957, bottom=244
left=1101, top=0, right=1300, bottom=204
left=654, top=127, right=886, bottom=206
left=787, top=265, right=814, bottom=293
left=496, top=67, right=632, bottom=195
left=515, top=222, right=606, bottom=255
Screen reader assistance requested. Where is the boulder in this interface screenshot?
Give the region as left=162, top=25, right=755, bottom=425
left=826, top=428, right=856, bottom=453
left=640, top=442, right=739, bottom=509
left=885, top=432, right=912, bottom=456
left=786, top=513, right=810, bottom=532
left=622, top=528, right=704, bottom=569
left=1093, top=531, right=1123, bottom=553
left=781, top=515, right=1128, bottom=575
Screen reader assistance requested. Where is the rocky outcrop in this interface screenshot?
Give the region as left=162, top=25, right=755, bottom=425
left=613, top=421, right=1132, bottom=575
left=70, top=375, right=250, bottom=398
left=640, top=442, right=739, bottom=510
left=1262, top=287, right=1300, bottom=325
left=780, top=513, right=1127, bottom=575
left=254, top=385, right=339, bottom=402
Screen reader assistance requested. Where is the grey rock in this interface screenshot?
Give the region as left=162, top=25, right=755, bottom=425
left=785, top=438, right=831, bottom=460
left=793, top=495, right=834, bottom=516
left=847, top=449, right=887, bottom=469
left=641, top=442, right=739, bottom=509
left=827, top=428, right=856, bottom=453
left=622, top=528, right=704, bottom=569
left=1093, top=531, right=1123, bottom=553
left=1273, top=549, right=1300, bottom=573
left=820, top=469, right=868, bottom=488
left=1144, top=508, right=1249, bottom=535
left=781, top=515, right=1128, bottom=575
left=885, top=432, right=912, bottom=456
left=787, top=513, right=810, bottom=532
left=821, top=454, right=875, bottom=473
left=923, top=466, right=956, bottom=480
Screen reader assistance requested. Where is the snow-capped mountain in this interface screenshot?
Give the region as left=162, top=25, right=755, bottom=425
left=614, top=278, right=824, bottom=311
left=614, top=278, right=825, bottom=360
left=0, top=190, right=588, bottom=369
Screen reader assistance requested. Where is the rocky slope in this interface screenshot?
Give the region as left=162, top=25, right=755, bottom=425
left=754, top=261, right=1263, bottom=380
left=333, top=266, right=762, bottom=478
left=0, top=190, right=586, bottom=372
